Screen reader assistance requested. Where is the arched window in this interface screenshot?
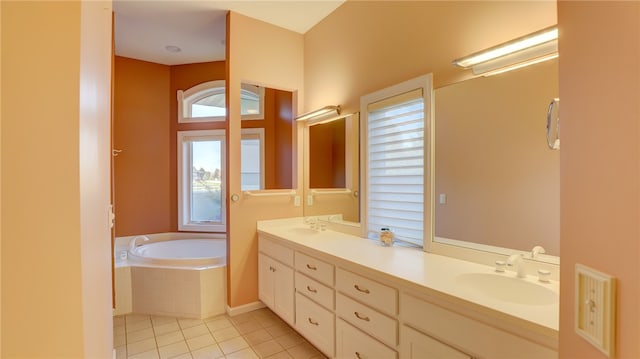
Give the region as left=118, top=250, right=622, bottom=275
left=177, top=80, right=264, bottom=123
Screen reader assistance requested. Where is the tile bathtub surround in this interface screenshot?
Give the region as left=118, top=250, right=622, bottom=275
left=114, top=308, right=328, bottom=359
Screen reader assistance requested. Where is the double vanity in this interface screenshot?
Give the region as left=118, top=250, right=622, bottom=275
left=257, top=217, right=559, bottom=359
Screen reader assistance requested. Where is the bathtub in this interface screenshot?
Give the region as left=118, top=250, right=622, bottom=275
left=114, top=233, right=227, bottom=319
left=128, top=237, right=226, bottom=268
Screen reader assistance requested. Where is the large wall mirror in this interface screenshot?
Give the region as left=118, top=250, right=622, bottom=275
left=303, top=113, right=360, bottom=223
left=433, top=59, right=559, bottom=257
left=240, top=82, right=294, bottom=191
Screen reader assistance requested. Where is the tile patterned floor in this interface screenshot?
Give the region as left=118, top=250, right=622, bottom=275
left=114, top=308, right=327, bottom=359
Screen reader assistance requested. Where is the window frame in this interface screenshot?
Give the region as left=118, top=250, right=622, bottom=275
left=360, top=74, right=433, bottom=249
left=177, top=80, right=265, bottom=123
left=177, top=129, right=226, bottom=232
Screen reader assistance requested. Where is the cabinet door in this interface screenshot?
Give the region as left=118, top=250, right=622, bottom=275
left=274, top=260, right=295, bottom=325
left=400, top=326, right=471, bottom=359
left=336, top=319, right=397, bottom=359
left=258, top=253, right=275, bottom=308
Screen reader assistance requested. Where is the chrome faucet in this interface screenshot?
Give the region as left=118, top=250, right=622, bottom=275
left=507, top=254, right=526, bottom=278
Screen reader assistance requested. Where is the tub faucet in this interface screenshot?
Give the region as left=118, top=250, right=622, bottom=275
left=507, top=254, right=526, bottom=278
left=129, top=235, right=150, bottom=251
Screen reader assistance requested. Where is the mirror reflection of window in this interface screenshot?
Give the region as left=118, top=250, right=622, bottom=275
left=241, top=129, right=265, bottom=190
left=309, top=118, right=346, bottom=188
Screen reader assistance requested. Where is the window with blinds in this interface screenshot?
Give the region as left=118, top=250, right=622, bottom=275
left=366, top=87, right=426, bottom=246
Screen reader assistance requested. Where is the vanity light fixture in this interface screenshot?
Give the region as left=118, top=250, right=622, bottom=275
left=295, top=105, right=341, bottom=125
left=452, top=26, right=558, bottom=76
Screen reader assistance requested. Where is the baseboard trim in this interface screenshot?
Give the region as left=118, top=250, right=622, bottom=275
left=226, top=301, right=266, bottom=316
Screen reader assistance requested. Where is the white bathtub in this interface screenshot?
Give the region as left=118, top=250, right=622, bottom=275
left=128, top=237, right=226, bottom=268
left=114, top=233, right=227, bottom=318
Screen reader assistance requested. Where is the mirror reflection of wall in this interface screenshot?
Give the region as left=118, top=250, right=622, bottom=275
left=303, top=113, right=360, bottom=223
left=240, top=84, right=294, bottom=191
left=434, top=59, right=559, bottom=256
left=309, top=119, right=346, bottom=188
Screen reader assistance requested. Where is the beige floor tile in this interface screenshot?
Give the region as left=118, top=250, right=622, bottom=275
left=205, top=317, right=233, bottom=332
left=155, top=330, right=185, bottom=347
left=127, top=337, right=158, bottom=356
left=273, top=332, right=305, bottom=349
left=127, top=319, right=153, bottom=333
left=126, top=314, right=152, bottom=324
left=154, top=322, right=181, bottom=336
left=152, top=316, right=178, bottom=326
left=190, top=344, right=224, bottom=359
left=158, top=341, right=190, bottom=359
left=243, top=328, right=273, bottom=346
left=127, top=327, right=155, bottom=344
left=212, top=326, right=240, bottom=342
left=114, top=345, right=127, bottom=359
left=256, top=315, right=285, bottom=328
left=114, top=333, right=126, bottom=347
left=114, top=316, right=126, bottom=327
left=225, top=347, right=259, bottom=359
left=178, top=318, right=204, bottom=329
left=186, top=333, right=216, bottom=351
left=182, top=324, right=210, bottom=339
left=264, top=324, right=294, bottom=338
left=252, top=339, right=285, bottom=358
left=128, top=349, right=160, bottom=359
left=218, top=336, right=249, bottom=355
left=168, top=353, right=192, bottom=359
left=229, top=312, right=254, bottom=325
left=286, top=342, right=325, bottom=359
left=234, top=320, right=263, bottom=334
left=264, top=351, right=293, bottom=359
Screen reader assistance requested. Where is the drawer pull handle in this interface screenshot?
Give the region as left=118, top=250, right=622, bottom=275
left=308, top=317, right=319, bottom=326
left=269, top=266, right=276, bottom=272
left=354, top=284, right=370, bottom=294
left=306, top=263, right=317, bottom=270
left=306, top=285, right=317, bottom=293
left=354, top=311, right=371, bottom=321
left=355, top=352, right=364, bottom=359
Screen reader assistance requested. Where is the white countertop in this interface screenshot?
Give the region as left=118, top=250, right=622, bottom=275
left=257, top=217, right=559, bottom=336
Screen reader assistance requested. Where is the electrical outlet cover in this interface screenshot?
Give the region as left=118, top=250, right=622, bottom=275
left=575, top=263, right=616, bottom=357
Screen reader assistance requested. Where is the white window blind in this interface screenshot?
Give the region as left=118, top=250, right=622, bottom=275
left=367, top=89, right=425, bottom=246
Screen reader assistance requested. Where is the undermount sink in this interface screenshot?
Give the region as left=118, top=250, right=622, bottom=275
left=455, top=272, right=558, bottom=306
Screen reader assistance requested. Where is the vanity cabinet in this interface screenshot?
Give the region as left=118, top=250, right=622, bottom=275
left=257, top=227, right=557, bottom=359
left=258, top=238, right=295, bottom=326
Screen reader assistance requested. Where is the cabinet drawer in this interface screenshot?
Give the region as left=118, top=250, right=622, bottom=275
left=295, top=272, right=334, bottom=310
left=401, top=325, right=471, bottom=359
left=336, top=319, right=397, bottom=359
left=336, top=268, right=397, bottom=316
left=259, top=237, right=293, bottom=266
left=295, top=293, right=335, bottom=358
left=401, top=293, right=557, bottom=359
left=336, top=293, right=397, bottom=347
left=295, top=251, right=334, bottom=286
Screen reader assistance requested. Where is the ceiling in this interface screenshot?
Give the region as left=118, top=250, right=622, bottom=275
left=113, top=1, right=345, bottom=65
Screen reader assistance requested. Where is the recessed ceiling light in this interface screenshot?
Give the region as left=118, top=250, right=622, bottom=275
left=165, top=45, right=182, bottom=53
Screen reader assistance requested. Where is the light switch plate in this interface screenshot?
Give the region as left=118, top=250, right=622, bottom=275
left=575, top=263, right=616, bottom=357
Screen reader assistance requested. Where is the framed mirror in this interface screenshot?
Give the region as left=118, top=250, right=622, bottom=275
left=433, top=59, right=559, bottom=259
left=240, top=82, right=294, bottom=191
left=303, top=113, right=360, bottom=223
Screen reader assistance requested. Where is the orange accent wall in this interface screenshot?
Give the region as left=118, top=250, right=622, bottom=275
left=113, top=57, right=171, bottom=236
left=273, top=88, right=294, bottom=189
left=558, top=2, right=640, bottom=357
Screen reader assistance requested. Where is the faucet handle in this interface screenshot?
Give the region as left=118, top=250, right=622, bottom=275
left=531, top=245, right=546, bottom=258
